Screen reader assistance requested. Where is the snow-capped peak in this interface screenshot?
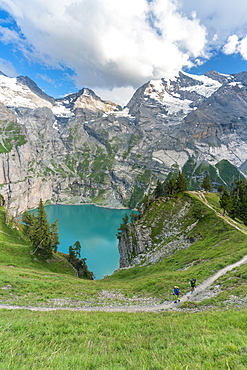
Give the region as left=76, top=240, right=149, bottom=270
left=0, top=73, right=54, bottom=109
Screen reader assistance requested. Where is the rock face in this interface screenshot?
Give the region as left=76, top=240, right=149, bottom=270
left=1, top=70, right=247, bottom=215
left=118, top=195, right=201, bottom=268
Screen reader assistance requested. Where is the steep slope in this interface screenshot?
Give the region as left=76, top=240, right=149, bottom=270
left=0, top=73, right=54, bottom=108
left=0, top=71, right=247, bottom=214
left=117, top=192, right=247, bottom=269
left=0, top=192, right=247, bottom=311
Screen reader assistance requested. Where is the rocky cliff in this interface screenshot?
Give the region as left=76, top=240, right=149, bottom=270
left=118, top=194, right=202, bottom=268
left=0, top=70, right=247, bottom=215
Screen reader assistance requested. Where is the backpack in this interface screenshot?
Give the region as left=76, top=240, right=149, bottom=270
left=190, top=279, right=196, bottom=287
left=174, top=286, right=179, bottom=295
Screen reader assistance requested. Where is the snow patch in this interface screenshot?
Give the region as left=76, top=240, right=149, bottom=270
left=145, top=81, right=193, bottom=116
left=180, top=73, right=222, bottom=98
left=149, top=79, right=164, bottom=93
left=113, top=107, right=132, bottom=118
left=229, top=81, right=244, bottom=88
left=52, top=103, right=73, bottom=117
left=0, top=74, right=53, bottom=109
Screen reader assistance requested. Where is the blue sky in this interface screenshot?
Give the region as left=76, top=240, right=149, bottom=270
left=0, top=1, right=247, bottom=105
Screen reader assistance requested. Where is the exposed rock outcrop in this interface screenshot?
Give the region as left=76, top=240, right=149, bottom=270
left=0, top=70, right=247, bottom=214
left=118, top=195, right=202, bottom=268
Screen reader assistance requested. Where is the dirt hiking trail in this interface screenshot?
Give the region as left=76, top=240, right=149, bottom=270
left=0, top=253, right=247, bottom=313
left=0, top=192, right=247, bottom=313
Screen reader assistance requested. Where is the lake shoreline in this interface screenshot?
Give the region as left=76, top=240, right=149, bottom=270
left=44, top=204, right=135, bottom=280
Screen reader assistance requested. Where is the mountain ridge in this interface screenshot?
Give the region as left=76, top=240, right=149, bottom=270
left=0, top=70, right=246, bottom=214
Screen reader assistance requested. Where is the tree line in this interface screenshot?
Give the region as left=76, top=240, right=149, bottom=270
left=219, top=180, right=247, bottom=225
left=144, top=170, right=247, bottom=227
left=152, top=171, right=213, bottom=200
left=22, top=199, right=59, bottom=260
left=22, top=199, right=93, bottom=279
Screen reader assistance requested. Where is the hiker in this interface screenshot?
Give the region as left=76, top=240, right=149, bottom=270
left=173, top=286, right=180, bottom=303
left=190, top=278, right=196, bottom=293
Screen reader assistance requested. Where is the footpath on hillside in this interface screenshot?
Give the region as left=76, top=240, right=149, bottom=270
left=191, top=191, right=247, bottom=235
left=1, top=253, right=247, bottom=312
left=0, top=192, right=247, bottom=313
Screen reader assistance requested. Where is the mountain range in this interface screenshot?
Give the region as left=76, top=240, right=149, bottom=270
left=0, top=70, right=246, bottom=215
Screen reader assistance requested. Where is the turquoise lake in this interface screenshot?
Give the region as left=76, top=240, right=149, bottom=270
left=45, top=204, right=133, bottom=280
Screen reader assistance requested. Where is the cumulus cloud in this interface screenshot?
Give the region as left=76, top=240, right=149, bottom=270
left=1, top=0, right=247, bottom=102
left=181, top=0, right=247, bottom=56
left=0, top=0, right=207, bottom=92
left=94, top=86, right=136, bottom=106
left=223, top=35, right=240, bottom=55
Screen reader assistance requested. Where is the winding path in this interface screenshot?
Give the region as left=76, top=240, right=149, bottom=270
left=1, top=253, right=247, bottom=313
left=0, top=192, right=247, bottom=313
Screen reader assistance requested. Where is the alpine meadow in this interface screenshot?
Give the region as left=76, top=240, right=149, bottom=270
left=0, top=67, right=247, bottom=369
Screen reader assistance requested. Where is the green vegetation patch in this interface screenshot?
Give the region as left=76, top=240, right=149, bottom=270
left=216, top=159, right=245, bottom=189
left=90, top=147, right=114, bottom=182
left=0, top=309, right=246, bottom=369
left=109, top=192, right=247, bottom=301
left=0, top=121, right=27, bottom=153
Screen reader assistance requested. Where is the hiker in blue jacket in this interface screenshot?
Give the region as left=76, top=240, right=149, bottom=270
left=173, top=286, right=180, bottom=303
left=190, top=278, right=196, bottom=293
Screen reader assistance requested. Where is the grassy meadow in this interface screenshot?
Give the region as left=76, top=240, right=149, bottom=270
left=0, top=309, right=247, bottom=369
left=0, top=192, right=247, bottom=369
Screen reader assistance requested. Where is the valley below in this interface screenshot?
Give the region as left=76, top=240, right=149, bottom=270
left=0, top=70, right=247, bottom=369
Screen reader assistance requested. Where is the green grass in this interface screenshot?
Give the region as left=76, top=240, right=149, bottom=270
left=0, top=309, right=246, bottom=369
left=105, top=193, right=247, bottom=301
left=0, top=121, right=27, bottom=153
left=1, top=193, right=247, bottom=304
left=0, top=193, right=247, bottom=368
left=204, top=192, right=222, bottom=211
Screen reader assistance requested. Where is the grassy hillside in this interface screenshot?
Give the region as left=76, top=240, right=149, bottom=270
left=1, top=193, right=247, bottom=306
left=0, top=195, right=247, bottom=369
left=108, top=192, right=247, bottom=306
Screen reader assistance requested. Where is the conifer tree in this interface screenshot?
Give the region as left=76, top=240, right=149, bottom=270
left=0, top=194, right=5, bottom=206
left=68, top=242, right=94, bottom=279
left=230, top=180, right=247, bottom=224
left=117, top=214, right=129, bottom=239
left=69, top=245, right=77, bottom=263
left=217, top=184, right=225, bottom=195
left=34, top=199, right=52, bottom=259
left=50, top=219, right=59, bottom=252
left=219, top=189, right=231, bottom=215
left=153, top=180, right=164, bottom=198
left=22, top=210, right=33, bottom=229
left=176, top=171, right=187, bottom=192
left=164, top=177, right=177, bottom=196
left=141, top=194, right=152, bottom=214
left=202, top=174, right=213, bottom=192
left=22, top=199, right=56, bottom=259
left=73, top=241, right=81, bottom=258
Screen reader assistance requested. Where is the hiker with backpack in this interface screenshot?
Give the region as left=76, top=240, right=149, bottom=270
left=173, top=286, right=180, bottom=303
left=190, top=278, right=196, bottom=293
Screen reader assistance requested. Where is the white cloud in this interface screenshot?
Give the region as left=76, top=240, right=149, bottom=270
left=0, top=25, right=22, bottom=44
left=1, top=0, right=247, bottom=98
left=181, top=0, right=247, bottom=59
left=223, top=35, right=247, bottom=61
left=223, top=35, right=240, bottom=55
left=238, top=36, right=247, bottom=61
left=94, top=86, right=135, bottom=106
left=36, top=74, right=54, bottom=84
left=0, top=57, right=17, bottom=76
left=0, top=0, right=207, bottom=92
